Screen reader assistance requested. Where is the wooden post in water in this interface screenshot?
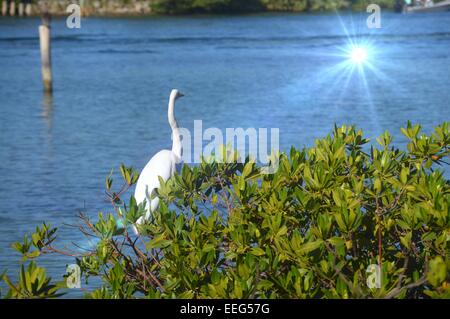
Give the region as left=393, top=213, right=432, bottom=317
left=18, top=2, right=24, bottom=16
left=39, top=7, right=52, bottom=93
left=1, top=1, right=7, bottom=16
left=25, top=2, right=31, bottom=16
left=8, top=0, right=14, bottom=16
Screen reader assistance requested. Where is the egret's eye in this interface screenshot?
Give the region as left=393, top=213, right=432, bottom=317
left=349, top=47, right=368, bottom=64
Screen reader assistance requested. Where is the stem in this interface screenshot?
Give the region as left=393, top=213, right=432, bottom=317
left=384, top=276, right=427, bottom=299
left=376, top=197, right=382, bottom=267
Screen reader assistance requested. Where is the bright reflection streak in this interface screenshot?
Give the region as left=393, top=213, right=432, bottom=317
left=350, top=46, right=368, bottom=64
left=337, top=40, right=376, bottom=70
left=287, top=11, right=404, bottom=139
left=306, top=12, right=388, bottom=136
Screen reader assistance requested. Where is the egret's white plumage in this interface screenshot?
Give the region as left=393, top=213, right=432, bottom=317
left=133, top=89, right=184, bottom=234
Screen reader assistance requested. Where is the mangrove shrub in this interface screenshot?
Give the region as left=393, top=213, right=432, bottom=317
left=1, top=122, right=449, bottom=298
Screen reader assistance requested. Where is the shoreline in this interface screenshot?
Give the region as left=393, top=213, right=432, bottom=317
left=0, top=10, right=393, bottom=19
left=0, top=0, right=396, bottom=18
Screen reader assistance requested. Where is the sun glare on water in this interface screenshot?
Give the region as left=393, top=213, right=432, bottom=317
left=350, top=46, right=368, bottom=64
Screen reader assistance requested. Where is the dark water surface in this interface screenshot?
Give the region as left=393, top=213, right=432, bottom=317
left=0, top=12, right=449, bottom=296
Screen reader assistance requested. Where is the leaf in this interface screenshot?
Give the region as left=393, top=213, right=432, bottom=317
left=400, top=232, right=412, bottom=250
left=242, top=162, right=253, bottom=179
left=105, top=169, right=113, bottom=190
left=26, top=250, right=41, bottom=259
left=257, top=279, right=274, bottom=290
left=297, top=240, right=323, bottom=254
left=146, top=234, right=172, bottom=250
left=328, top=237, right=345, bottom=247
left=374, top=178, right=381, bottom=193
left=400, top=167, right=408, bottom=185
left=332, top=190, right=342, bottom=207
left=202, top=244, right=215, bottom=253
left=250, top=247, right=265, bottom=256
left=427, top=256, right=446, bottom=287
left=334, top=214, right=347, bottom=232
left=276, top=225, right=288, bottom=237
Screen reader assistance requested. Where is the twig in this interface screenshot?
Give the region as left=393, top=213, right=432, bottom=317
left=384, top=276, right=427, bottom=299
left=375, top=197, right=382, bottom=267
left=395, top=256, right=409, bottom=290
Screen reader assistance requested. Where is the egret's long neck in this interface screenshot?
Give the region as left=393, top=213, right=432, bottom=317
left=168, top=95, right=182, bottom=160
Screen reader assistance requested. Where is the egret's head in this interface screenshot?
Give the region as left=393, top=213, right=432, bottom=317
left=171, top=89, right=184, bottom=100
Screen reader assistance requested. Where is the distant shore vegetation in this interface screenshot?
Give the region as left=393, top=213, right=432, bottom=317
left=151, top=0, right=396, bottom=14
left=11, top=0, right=398, bottom=16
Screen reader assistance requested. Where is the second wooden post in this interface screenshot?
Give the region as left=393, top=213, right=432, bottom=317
left=39, top=11, right=52, bottom=93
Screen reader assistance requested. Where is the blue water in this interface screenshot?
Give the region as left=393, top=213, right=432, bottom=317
left=0, top=12, right=449, bottom=296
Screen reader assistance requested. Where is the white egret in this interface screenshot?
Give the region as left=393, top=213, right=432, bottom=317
left=133, top=89, right=184, bottom=234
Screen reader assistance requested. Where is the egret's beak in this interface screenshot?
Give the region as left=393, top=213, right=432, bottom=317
left=178, top=92, right=185, bottom=97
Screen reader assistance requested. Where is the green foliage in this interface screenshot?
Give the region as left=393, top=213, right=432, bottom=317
left=151, top=0, right=263, bottom=14
left=151, top=0, right=391, bottom=14
left=351, top=0, right=395, bottom=10
left=1, top=262, right=64, bottom=299
left=261, top=0, right=309, bottom=11
left=10, top=223, right=57, bottom=261
left=30, top=0, right=396, bottom=15
left=2, top=123, right=449, bottom=299
left=1, top=223, right=66, bottom=298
